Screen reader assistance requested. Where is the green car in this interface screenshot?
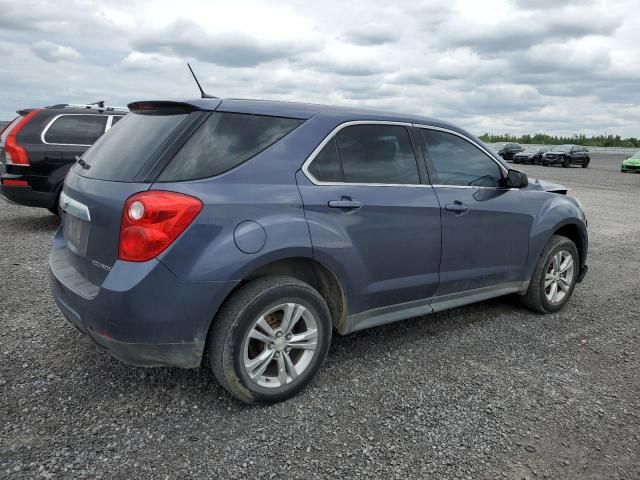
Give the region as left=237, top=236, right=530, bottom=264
left=622, top=151, right=640, bottom=173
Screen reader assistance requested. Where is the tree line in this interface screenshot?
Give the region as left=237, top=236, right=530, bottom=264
left=479, top=133, right=640, bottom=148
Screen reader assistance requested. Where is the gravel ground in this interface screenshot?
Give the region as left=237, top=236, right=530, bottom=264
left=1, top=154, right=639, bottom=479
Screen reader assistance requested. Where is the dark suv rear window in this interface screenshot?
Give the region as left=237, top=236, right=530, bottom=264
left=157, top=112, right=303, bottom=181
left=44, top=114, right=107, bottom=145
left=74, top=112, right=188, bottom=181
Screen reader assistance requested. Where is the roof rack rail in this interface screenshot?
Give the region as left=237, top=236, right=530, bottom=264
left=46, top=101, right=129, bottom=113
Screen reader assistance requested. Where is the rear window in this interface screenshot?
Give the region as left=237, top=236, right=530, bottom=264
left=44, top=114, right=107, bottom=145
left=157, top=112, right=303, bottom=181
left=74, top=111, right=188, bottom=181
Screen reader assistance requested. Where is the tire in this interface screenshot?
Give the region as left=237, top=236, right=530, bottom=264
left=562, top=156, right=571, bottom=168
left=520, top=235, right=579, bottom=314
left=582, top=157, right=590, bottom=168
left=208, top=276, right=332, bottom=404
left=48, top=191, right=61, bottom=216
left=542, top=161, right=548, bottom=166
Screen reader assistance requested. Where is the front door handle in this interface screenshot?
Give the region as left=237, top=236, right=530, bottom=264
left=445, top=201, right=469, bottom=215
left=328, top=197, right=362, bottom=211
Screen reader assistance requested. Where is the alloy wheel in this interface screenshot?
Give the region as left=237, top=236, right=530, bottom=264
left=544, top=250, right=575, bottom=303
left=243, top=303, right=318, bottom=388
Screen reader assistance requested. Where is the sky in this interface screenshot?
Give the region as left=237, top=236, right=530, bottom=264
left=0, top=0, right=639, bottom=136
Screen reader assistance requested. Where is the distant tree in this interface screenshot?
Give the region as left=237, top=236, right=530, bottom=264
left=478, top=133, right=640, bottom=148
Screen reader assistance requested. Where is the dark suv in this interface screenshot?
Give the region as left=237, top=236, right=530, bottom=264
left=0, top=103, right=127, bottom=214
left=496, top=142, right=524, bottom=161
left=542, top=145, right=590, bottom=168
left=50, top=98, right=588, bottom=404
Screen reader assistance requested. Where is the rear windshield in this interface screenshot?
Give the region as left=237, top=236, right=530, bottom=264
left=157, top=112, right=303, bottom=181
left=74, top=112, right=188, bottom=181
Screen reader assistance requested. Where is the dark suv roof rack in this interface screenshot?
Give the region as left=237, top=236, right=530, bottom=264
left=46, top=101, right=129, bottom=113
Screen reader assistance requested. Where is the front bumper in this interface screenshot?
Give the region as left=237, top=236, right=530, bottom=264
left=621, top=163, right=640, bottom=172
left=49, top=231, right=238, bottom=368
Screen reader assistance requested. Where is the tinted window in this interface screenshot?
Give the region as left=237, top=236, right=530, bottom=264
left=421, top=129, right=503, bottom=187
left=308, top=139, right=342, bottom=182
left=75, top=111, right=188, bottom=181
left=159, top=112, right=302, bottom=181
left=44, top=115, right=107, bottom=145
left=334, top=124, right=419, bottom=184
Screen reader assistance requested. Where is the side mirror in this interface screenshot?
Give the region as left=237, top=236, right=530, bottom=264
left=504, top=169, right=528, bottom=188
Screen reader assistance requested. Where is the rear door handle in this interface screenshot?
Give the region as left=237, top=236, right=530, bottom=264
left=328, top=197, right=362, bottom=211
left=445, top=201, right=469, bottom=215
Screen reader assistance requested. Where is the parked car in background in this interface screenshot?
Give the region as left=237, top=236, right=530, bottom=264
left=542, top=145, right=590, bottom=168
left=513, top=147, right=550, bottom=165
left=621, top=151, right=640, bottom=173
left=50, top=97, right=588, bottom=404
left=0, top=102, right=127, bottom=214
left=496, top=142, right=524, bottom=161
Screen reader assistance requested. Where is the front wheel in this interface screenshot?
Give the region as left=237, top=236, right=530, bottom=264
left=208, top=276, right=332, bottom=404
left=562, top=156, right=571, bottom=168
left=520, top=235, right=579, bottom=313
left=582, top=158, right=590, bottom=168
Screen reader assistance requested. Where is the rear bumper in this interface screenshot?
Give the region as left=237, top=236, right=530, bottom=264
left=1, top=182, right=57, bottom=209
left=49, top=231, right=238, bottom=368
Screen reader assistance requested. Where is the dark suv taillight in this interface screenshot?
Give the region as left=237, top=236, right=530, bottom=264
left=118, top=191, right=203, bottom=262
left=4, top=109, right=41, bottom=165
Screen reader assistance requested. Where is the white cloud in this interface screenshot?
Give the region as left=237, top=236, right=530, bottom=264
left=0, top=0, right=639, bottom=136
left=31, top=41, right=80, bottom=62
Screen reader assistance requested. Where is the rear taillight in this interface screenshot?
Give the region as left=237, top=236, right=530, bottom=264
left=5, top=109, right=41, bottom=165
left=118, top=191, right=203, bottom=262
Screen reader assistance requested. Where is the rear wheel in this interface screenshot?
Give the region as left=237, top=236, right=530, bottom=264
left=208, top=276, right=332, bottom=404
left=520, top=235, right=579, bottom=313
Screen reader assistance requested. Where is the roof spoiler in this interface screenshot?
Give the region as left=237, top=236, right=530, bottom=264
left=127, top=100, right=221, bottom=112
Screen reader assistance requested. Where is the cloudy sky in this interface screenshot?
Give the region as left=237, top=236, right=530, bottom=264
left=0, top=0, right=639, bottom=136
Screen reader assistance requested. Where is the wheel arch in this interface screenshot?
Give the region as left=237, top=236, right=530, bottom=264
left=527, top=197, right=588, bottom=282
left=213, top=255, right=348, bottom=339
left=552, top=223, right=587, bottom=269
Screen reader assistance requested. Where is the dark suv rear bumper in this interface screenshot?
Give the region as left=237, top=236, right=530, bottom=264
left=1, top=182, right=58, bottom=209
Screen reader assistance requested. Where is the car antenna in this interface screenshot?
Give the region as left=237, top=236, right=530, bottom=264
left=187, top=63, right=218, bottom=99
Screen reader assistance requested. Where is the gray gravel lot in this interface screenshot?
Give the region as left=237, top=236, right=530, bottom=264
left=1, top=154, right=639, bottom=479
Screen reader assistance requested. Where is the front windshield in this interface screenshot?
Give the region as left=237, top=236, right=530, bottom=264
left=523, top=147, right=540, bottom=153
left=555, top=145, right=573, bottom=152
left=631, top=150, right=640, bottom=159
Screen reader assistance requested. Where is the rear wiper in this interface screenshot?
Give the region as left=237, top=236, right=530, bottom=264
left=75, top=156, right=90, bottom=170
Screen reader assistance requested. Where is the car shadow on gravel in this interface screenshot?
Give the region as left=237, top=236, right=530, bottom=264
left=50, top=294, right=525, bottom=408
left=0, top=211, right=60, bottom=232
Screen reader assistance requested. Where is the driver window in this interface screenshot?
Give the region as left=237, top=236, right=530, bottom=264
left=420, top=129, right=503, bottom=187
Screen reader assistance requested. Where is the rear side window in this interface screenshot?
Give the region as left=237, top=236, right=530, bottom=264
left=308, top=139, right=342, bottom=182
left=75, top=112, right=188, bottom=181
left=335, top=124, right=419, bottom=184
left=158, top=112, right=303, bottom=181
left=44, top=114, right=107, bottom=145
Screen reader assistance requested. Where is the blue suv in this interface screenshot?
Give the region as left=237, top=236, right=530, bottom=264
left=50, top=98, right=588, bottom=404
